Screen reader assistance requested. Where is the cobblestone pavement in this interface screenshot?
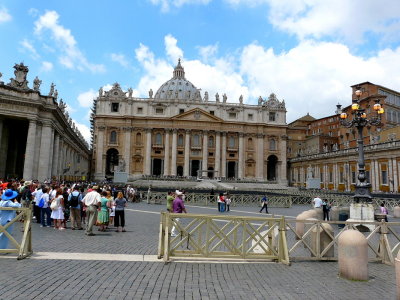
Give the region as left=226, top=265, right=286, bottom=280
left=0, top=202, right=396, bottom=300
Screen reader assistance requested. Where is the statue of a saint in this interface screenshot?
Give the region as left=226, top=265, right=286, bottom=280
left=258, top=96, right=263, bottom=105
left=215, top=93, right=220, bottom=102
left=239, top=95, right=243, bottom=104
left=33, top=76, right=42, bottom=91
left=149, top=89, right=153, bottom=98
left=307, top=166, right=313, bottom=179
left=59, top=99, right=66, bottom=112
left=204, top=91, right=209, bottom=102
left=128, top=87, right=133, bottom=98
left=119, top=158, right=126, bottom=172
left=53, top=89, right=58, bottom=100
left=99, top=87, right=103, bottom=97
left=49, top=83, right=55, bottom=97
left=222, top=93, right=227, bottom=103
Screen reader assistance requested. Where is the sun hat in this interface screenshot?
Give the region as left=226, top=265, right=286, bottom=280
left=1, top=189, right=18, bottom=200
left=175, top=190, right=183, bottom=196
left=24, top=181, right=32, bottom=186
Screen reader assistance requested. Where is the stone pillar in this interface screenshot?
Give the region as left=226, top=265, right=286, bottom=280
left=184, top=130, right=190, bottom=177
left=171, top=129, right=177, bottom=176
left=95, top=126, right=105, bottom=180
left=396, top=251, right=400, bottom=300
left=163, top=129, right=170, bottom=176
left=52, top=133, right=60, bottom=178
left=256, top=134, right=264, bottom=179
left=22, top=119, right=37, bottom=180
left=123, top=127, right=131, bottom=174
left=37, top=122, right=52, bottom=181
left=221, top=132, right=227, bottom=178
left=57, top=137, right=63, bottom=178
left=202, top=130, right=208, bottom=176
left=374, top=160, right=380, bottom=192
left=279, top=136, right=287, bottom=184
left=393, top=158, right=398, bottom=192
left=238, top=133, right=244, bottom=179
left=215, top=132, right=221, bottom=178
left=47, top=127, right=55, bottom=179
left=145, top=129, right=152, bottom=175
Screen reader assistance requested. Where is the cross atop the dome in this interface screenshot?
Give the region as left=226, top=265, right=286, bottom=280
left=173, top=59, right=185, bottom=79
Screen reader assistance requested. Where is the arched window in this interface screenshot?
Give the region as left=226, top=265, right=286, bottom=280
left=269, top=139, right=276, bottom=151
left=155, top=133, right=162, bottom=145
left=208, top=136, right=214, bottom=148
left=193, top=134, right=200, bottom=146
left=178, top=134, right=184, bottom=146
left=136, top=132, right=142, bottom=144
left=248, top=138, right=253, bottom=149
left=229, top=136, right=235, bottom=148
left=110, top=131, right=117, bottom=144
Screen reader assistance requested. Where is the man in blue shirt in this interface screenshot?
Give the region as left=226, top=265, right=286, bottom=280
left=259, top=195, right=269, bottom=214
left=68, top=186, right=83, bottom=230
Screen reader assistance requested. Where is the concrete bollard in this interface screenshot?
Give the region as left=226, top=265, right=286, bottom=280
left=311, top=222, right=334, bottom=257
left=396, top=251, right=400, bottom=300
left=394, top=206, right=400, bottom=218
left=330, top=206, right=339, bottom=221
left=296, top=210, right=318, bottom=240
left=338, top=229, right=368, bottom=281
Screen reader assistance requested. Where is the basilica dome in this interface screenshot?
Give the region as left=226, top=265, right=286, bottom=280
left=154, top=60, right=202, bottom=101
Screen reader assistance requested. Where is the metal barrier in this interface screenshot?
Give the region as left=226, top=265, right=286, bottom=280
left=158, top=212, right=290, bottom=264
left=0, top=206, right=33, bottom=260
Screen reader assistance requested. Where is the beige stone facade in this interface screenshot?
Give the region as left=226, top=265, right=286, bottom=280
left=93, top=61, right=288, bottom=183
left=0, top=63, right=90, bottom=181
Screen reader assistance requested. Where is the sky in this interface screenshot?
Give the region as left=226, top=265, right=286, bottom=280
left=1, top=0, right=400, bottom=144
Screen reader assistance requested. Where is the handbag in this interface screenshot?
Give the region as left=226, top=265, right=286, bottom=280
left=50, top=199, right=58, bottom=210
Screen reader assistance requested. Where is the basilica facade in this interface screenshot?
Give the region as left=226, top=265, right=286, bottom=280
left=93, top=61, right=288, bottom=183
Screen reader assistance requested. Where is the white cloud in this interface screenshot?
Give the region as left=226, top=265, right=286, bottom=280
left=110, top=53, right=130, bottom=68
left=65, top=103, right=76, bottom=114
left=149, top=0, right=212, bottom=12
left=0, top=7, right=12, bottom=23
left=20, top=39, right=39, bottom=59
left=73, top=121, right=91, bottom=144
left=34, top=10, right=105, bottom=73
left=198, top=44, right=218, bottom=63
left=40, top=61, right=53, bottom=72
left=165, top=34, right=184, bottom=63
left=77, top=89, right=97, bottom=108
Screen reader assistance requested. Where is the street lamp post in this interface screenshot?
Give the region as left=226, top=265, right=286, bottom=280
left=336, top=87, right=384, bottom=203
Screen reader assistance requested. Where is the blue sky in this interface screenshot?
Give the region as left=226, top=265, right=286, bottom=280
left=1, top=0, right=400, bottom=143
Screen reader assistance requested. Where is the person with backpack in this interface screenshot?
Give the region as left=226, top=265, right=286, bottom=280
left=259, top=195, right=269, bottom=214
left=39, top=187, right=52, bottom=227
left=68, top=186, right=83, bottom=230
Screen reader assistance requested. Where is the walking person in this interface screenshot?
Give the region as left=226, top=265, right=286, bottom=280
left=68, top=186, right=83, bottom=230
left=259, top=195, right=269, bottom=213
left=380, top=203, right=389, bottom=222
left=170, top=190, right=187, bottom=237
left=50, top=188, right=65, bottom=230
left=97, top=191, right=110, bottom=232
left=114, top=192, right=127, bottom=232
left=217, top=193, right=225, bottom=212
left=225, top=193, right=231, bottom=212
left=32, top=185, right=43, bottom=223
left=166, top=191, right=174, bottom=212
left=322, top=199, right=330, bottom=221
left=40, top=187, right=52, bottom=227
left=61, top=187, right=70, bottom=229
left=82, top=186, right=101, bottom=236
left=0, top=189, right=21, bottom=249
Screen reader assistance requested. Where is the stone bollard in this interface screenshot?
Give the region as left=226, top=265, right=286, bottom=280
left=396, top=251, right=400, bottom=300
left=330, top=206, right=339, bottom=221
left=296, top=210, right=318, bottom=240
left=338, top=229, right=368, bottom=281
left=394, top=206, right=400, bottom=218
left=311, top=221, right=334, bottom=257
left=313, top=207, right=323, bottom=220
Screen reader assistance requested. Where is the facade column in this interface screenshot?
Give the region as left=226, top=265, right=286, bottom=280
left=221, top=132, right=227, bottom=178
left=280, top=137, right=287, bottom=184
left=52, top=133, right=60, bottom=178
left=47, top=127, right=55, bottom=179
left=145, top=129, right=152, bottom=175
left=123, top=127, right=132, bottom=174
left=256, top=134, right=264, bottom=179
left=238, top=133, right=244, bottom=179
left=37, top=122, right=52, bottom=181
left=0, top=118, right=3, bottom=152
left=58, top=138, right=64, bottom=178
left=95, top=126, right=105, bottom=180
left=22, top=119, right=37, bottom=180
left=202, top=130, right=208, bottom=176
left=392, top=158, right=398, bottom=192
left=373, top=159, right=379, bottom=192
left=171, top=129, right=177, bottom=176
left=184, top=130, right=190, bottom=177
left=163, top=129, right=170, bottom=176
left=215, top=132, right=221, bottom=178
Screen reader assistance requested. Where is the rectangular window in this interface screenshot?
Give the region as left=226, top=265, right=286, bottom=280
left=229, top=112, right=237, bottom=119
left=155, top=108, right=164, bottom=114
left=111, top=103, right=119, bottom=112
left=209, top=152, right=214, bottom=156
left=155, top=150, right=161, bottom=154
left=137, top=107, right=143, bottom=114
left=320, top=172, right=323, bottom=182
left=381, top=170, right=388, bottom=185
left=339, top=171, right=344, bottom=183
left=248, top=114, right=253, bottom=120
left=269, top=112, right=276, bottom=121
left=229, top=153, right=235, bottom=158
left=209, top=111, right=214, bottom=115
left=329, top=172, right=333, bottom=183
left=179, top=109, right=184, bottom=114
left=178, top=151, right=183, bottom=155
left=366, top=171, right=370, bottom=183
left=351, top=171, right=356, bottom=183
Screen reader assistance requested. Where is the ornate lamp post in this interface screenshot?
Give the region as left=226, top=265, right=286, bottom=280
left=336, top=87, right=384, bottom=203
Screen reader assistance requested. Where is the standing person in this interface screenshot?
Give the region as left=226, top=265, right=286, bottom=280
left=217, top=193, right=224, bottom=212
left=171, top=190, right=187, bottom=237
left=225, top=193, right=231, bottom=212
left=40, top=187, right=52, bottom=227
left=313, top=196, right=323, bottom=208
left=32, top=185, right=43, bottom=223
left=80, top=187, right=86, bottom=225
left=97, top=191, right=110, bottom=232
left=322, top=199, right=330, bottom=221
left=21, top=181, right=33, bottom=208
left=108, top=191, right=116, bottom=227
left=260, top=195, right=269, bottom=214
left=82, top=186, right=101, bottom=236
left=68, top=186, right=83, bottom=230
left=380, top=203, right=389, bottom=222
left=0, top=189, right=21, bottom=249
left=50, top=188, right=65, bottom=230
left=166, top=191, right=174, bottom=212
left=61, top=187, right=70, bottom=229
left=114, top=192, right=127, bottom=232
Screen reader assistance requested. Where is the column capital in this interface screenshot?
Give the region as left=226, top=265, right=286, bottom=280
left=221, top=131, right=227, bottom=137
left=122, top=126, right=133, bottom=132
left=165, top=128, right=172, bottom=133
left=97, top=125, right=106, bottom=131
left=239, top=132, right=245, bottom=138
left=172, top=128, right=178, bottom=134
left=203, top=130, right=209, bottom=134
left=185, top=129, right=191, bottom=134
left=256, top=133, right=265, bottom=138
left=145, top=128, right=152, bottom=133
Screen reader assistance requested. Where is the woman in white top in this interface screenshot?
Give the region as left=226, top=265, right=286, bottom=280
left=50, top=188, right=65, bottom=230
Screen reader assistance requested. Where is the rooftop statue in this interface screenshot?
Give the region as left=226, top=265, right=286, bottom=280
left=149, top=89, right=153, bottom=98
left=49, top=83, right=55, bottom=97
left=239, top=95, right=243, bottom=104
left=222, top=93, right=227, bottom=103
left=204, top=91, right=209, bottom=102
left=33, top=76, right=42, bottom=91
left=128, top=87, right=133, bottom=98
left=215, top=93, right=220, bottom=102
left=99, top=87, right=103, bottom=97
left=53, top=89, right=58, bottom=100
left=258, top=96, right=263, bottom=105
left=9, top=62, right=29, bottom=89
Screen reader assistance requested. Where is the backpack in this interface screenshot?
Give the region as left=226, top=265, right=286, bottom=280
left=69, top=193, right=80, bottom=207
left=38, top=196, right=45, bottom=208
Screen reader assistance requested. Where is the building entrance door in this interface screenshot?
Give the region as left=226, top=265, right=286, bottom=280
left=191, top=160, right=200, bottom=177
left=152, top=159, right=162, bottom=176
left=227, top=161, right=236, bottom=178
